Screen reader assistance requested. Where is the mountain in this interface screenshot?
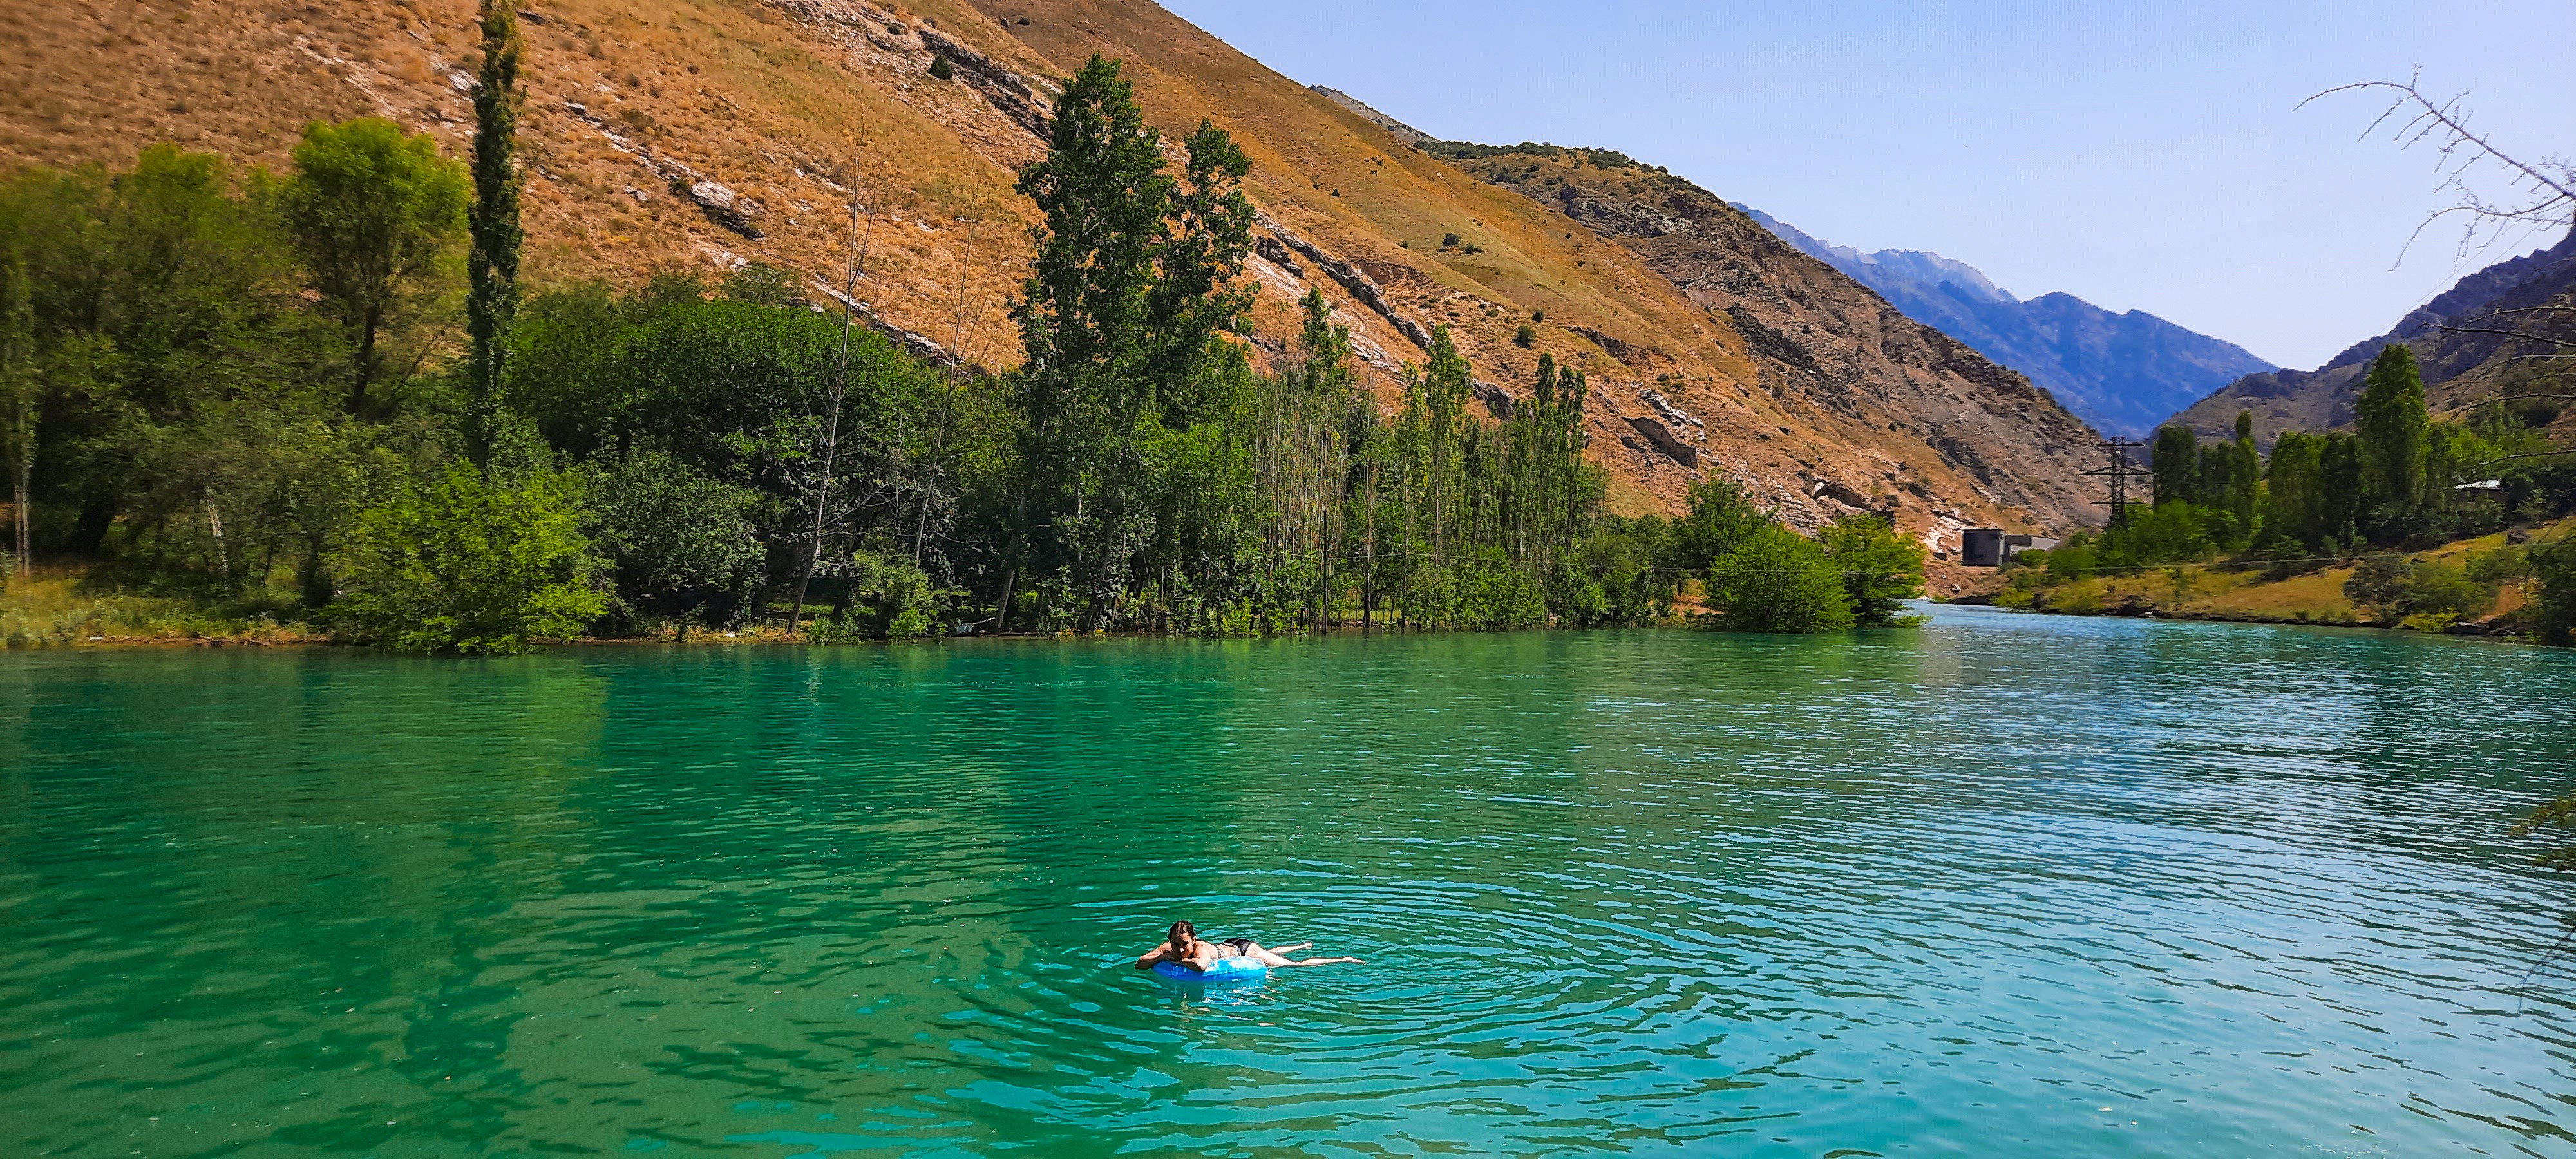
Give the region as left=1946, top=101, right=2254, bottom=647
left=1738, top=209, right=2278, bottom=437
left=2168, top=227, right=2576, bottom=445
left=0, top=0, right=2108, bottom=538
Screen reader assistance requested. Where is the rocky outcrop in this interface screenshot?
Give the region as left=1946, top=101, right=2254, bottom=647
left=765, top=0, right=1052, bottom=138
left=685, top=180, right=766, bottom=240
left=1569, top=325, right=1663, bottom=368
left=1629, top=416, right=1698, bottom=466
left=563, top=100, right=764, bottom=238
left=1256, top=213, right=1433, bottom=352
left=1253, top=234, right=1305, bottom=278
left=918, top=26, right=1052, bottom=138
left=808, top=279, right=960, bottom=367
left=1448, top=148, right=2101, bottom=528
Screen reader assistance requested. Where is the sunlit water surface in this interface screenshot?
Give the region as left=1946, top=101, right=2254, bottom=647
left=6, top=608, right=2576, bottom=1156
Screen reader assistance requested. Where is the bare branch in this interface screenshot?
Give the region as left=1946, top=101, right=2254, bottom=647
left=2306, top=76, right=2576, bottom=263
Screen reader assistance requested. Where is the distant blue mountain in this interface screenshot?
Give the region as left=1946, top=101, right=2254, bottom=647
left=1736, top=206, right=2277, bottom=437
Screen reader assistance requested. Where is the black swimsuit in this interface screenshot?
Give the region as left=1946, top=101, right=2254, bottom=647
left=1211, top=938, right=1255, bottom=959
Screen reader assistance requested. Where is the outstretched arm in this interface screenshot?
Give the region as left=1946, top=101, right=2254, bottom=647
left=1133, top=940, right=1177, bottom=970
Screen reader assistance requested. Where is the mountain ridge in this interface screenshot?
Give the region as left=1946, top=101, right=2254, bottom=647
left=1736, top=207, right=2277, bottom=437
left=2168, top=225, right=2576, bottom=445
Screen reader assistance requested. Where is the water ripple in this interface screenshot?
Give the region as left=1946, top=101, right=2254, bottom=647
left=3, top=610, right=2575, bottom=1154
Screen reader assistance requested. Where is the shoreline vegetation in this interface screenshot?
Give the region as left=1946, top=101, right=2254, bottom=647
left=0, top=50, right=1929, bottom=653
left=1945, top=517, right=2571, bottom=639
left=1960, top=348, right=2574, bottom=645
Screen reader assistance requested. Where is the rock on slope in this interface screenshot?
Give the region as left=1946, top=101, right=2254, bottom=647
left=1740, top=207, right=2277, bottom=438
left=2169, top=227, right=2576, bottom=445
left=0, top=0, right=2107, bottom=540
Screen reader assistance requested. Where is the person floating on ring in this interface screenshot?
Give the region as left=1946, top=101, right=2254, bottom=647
left=1133, top=919, right=1361, bottom=974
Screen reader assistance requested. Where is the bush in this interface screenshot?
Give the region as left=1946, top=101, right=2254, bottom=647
left=1441, top=232, right=1461, bottom=249
left=1513, top=324, right=1536, bottom=348
left=1406, top=547, right=1547, bottom=630
left=1703, top=523, right=1853, bottom=632
left=2530, top=538, right=2576, bottom=645
left=331, top=463, right=608, bottom=654
left=929, top=56, right=954, bottom=81
left=2342, top=556, right=2492, bottom=623
left=841, top=549, right=943, bottom=640
left=1822, top=514, right=1926, bottom=626
left=589, top=450, right=762, bottom=603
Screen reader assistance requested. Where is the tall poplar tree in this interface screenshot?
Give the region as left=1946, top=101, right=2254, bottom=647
left=2150, top=424, right=2199, bottom=507
left=467, top=0, right=526, bottom=469
left=2354, top=343, right=2427, bottom=515
left=2229, top=410, right=2260, bottom=536
left=1008, top=55, right=1253, bottom=631
left=2, top=248, right=30, bottom=575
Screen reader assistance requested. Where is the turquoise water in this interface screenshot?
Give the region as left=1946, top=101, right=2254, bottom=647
left=5, top=608, right=2576, bottom=1156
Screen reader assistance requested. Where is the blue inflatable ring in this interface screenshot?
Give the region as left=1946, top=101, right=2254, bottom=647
left=1154, top=957, right=1269, bottom=983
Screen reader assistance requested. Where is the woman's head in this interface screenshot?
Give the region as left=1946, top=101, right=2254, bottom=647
left=1168, top=919, right=1196, bottom=949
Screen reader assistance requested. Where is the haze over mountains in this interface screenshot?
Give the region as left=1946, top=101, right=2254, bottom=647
left=1738, top=209, right=2278, bottom=437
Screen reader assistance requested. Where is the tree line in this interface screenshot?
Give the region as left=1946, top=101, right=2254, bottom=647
left=0, top=42, right=1924, bottom=651
left=2012, top=344, right=2574, bottom=638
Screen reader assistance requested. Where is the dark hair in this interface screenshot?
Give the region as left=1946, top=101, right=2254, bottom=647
left=1168, top=919, right=1195, bottom=943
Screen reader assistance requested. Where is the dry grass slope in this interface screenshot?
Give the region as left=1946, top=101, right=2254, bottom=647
left=6, top=0, right=2103, bottom=539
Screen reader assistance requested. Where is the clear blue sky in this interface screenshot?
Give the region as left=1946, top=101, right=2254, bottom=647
left=1160, top=0, right=2575, bottom=369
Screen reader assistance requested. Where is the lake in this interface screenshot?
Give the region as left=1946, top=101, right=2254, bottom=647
left=5, top=608, right=2575, bottom=1156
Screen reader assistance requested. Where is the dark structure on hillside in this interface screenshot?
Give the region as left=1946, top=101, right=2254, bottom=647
left=1960, top=530, right=2063, bottom=568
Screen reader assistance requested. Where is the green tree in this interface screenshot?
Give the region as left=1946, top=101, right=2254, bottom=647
left=2, top=247, right=30, bottom=574
left=1665, top=478, right=1767, bottom=573
left=1008, top=57, right=1255, bottom=631
left=331, top=461, right=605, bottom=654
left=466, top=0, right=526, bottom=467
left=1703, top=522, right=1853, bottom=633
left=1823, top=513, right=1926, bottom=626
left=2262, top=431, right=2323, bottom=549
left=2151, top=424, right=2199, bottom=507
left=2228, top=410, right=2260, bottom=535
left=841, top=549, right=943, bottom=639
left=2343, top=555, right=2490, bottom=624
left=2319, top=433, right=2367, bottom=548
left=2354, top=343, right=2427, bottom=518
left=2529, top=536, right=2576, bottom=645
left=280, top=118, right=468, bottom=415
left=589, top=449, right=761, bottom=601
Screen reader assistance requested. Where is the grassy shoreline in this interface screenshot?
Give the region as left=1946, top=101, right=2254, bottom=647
left=1949, top=517, right=2573, bottom=641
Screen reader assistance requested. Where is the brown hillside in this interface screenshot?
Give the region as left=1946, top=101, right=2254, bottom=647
left=3, top=0, right=2103, bottom=547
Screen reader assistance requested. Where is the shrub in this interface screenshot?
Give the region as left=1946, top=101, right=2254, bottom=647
left=1822, top=514, right=1926, bottom=626
left=2531, top=538, right=2576, bottom=645
left=591, top=450, right=762, bottom=596
left=1703, top=523, right=1853, bottom=632
left=844, top=549, right=942, bottom=640
left=1441, top=232, right=1461, bottom=249
left=929, top=56, right=954, bottom=81
left=2342, top=556, right=2492, bottom=623
left=331, top=462, right=607, bottom=654
left=1513, top=324, right=1536, bottom=348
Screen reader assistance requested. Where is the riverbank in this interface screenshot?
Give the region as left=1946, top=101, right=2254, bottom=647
left=1953, top=517, right=2571, bottom=639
